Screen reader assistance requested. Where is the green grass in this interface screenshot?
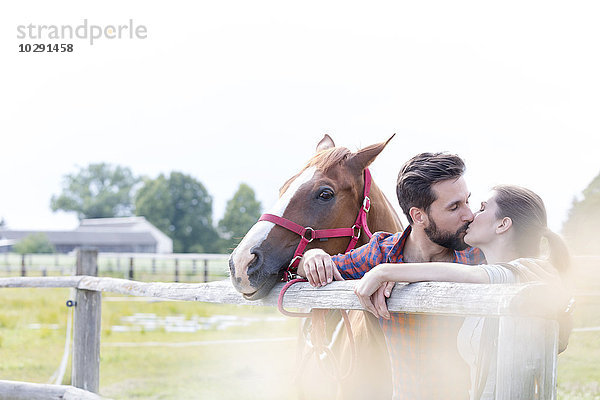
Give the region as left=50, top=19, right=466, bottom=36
left=0, top=287, right=300, bottom=399
left=558, top=331, right=600, bottom=400
left=556, top=258, right=600, bottom=400
left=557, top=298, right=600, bottom=400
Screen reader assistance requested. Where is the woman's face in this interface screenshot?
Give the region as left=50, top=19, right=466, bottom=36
left=464, top=191, right=501, bottom=248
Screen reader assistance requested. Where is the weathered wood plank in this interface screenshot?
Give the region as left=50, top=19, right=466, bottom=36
left=495, top=316, right=558, bottom=400
left=0, top=276, right=83, bottom=288
left=76, top=278, right=562, bottom=317
left=0, top=275, right=562, bottom=318
left=0, top=380, right=109, bottom=400
left=72, top=249, right=102, bottom=394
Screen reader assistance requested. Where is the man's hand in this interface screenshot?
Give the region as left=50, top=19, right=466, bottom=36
left=297, top=249, right=344, bottom=287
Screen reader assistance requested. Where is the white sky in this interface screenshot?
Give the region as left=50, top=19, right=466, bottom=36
left=1, top=1, right=598, bottom=233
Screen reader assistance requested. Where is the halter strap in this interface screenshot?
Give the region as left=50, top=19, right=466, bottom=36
left=258, top=168, right=373, bottom=281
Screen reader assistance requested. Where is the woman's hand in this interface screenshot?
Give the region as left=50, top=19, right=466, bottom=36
left=354, top=266, right=392, bottom=319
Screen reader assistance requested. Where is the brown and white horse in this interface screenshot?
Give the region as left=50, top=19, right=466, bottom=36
left=229, top=134, right=403, bottom=399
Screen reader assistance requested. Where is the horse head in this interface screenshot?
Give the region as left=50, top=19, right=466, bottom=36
left=229, top=134, right=401, bottom=299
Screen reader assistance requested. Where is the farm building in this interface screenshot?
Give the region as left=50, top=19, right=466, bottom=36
left=0, top=216, right=173, bottom=254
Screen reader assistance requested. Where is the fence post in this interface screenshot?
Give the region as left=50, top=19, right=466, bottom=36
left=174, top=259, right=179, bottom=282
left=494, top=316, right=558, bottom=400
left=72, top=248, right=101, bottom=393
left=21, top=254, right=26, bottom=277
left=203, top=259, right=209, bottom=282
left=128, top=257, right=134, bottom=280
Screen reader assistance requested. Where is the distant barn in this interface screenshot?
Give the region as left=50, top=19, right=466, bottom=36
left=0, top=217, right=172, bottom=254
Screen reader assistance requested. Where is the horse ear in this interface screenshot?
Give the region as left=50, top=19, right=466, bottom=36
left=347, top=134, right=395, bottom=172
left=316, top=134, right=336, bottom=153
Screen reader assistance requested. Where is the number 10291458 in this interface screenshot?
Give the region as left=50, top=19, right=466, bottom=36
left=19, top=43, right=74, bottom=53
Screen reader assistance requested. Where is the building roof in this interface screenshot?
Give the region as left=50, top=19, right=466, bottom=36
left=77, top=216, right=152, bottom=230
left=0, top=216, right=173, bottom=252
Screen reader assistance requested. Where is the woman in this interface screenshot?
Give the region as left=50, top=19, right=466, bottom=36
left=354, top=184, right=572, bottom=399
left=355, top=184, right=571, bottom=308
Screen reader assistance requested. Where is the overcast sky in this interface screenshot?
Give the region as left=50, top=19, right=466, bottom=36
left=1, top=1, right=598, bottom=234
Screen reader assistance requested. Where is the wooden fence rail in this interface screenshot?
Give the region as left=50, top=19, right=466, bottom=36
left=1, top=252, right=229, bottom=283
left=0, top=275, right=562, bottom=317
left=0, top=249, right=566, bottom=399
left=0, top=380, right=105, bottom=400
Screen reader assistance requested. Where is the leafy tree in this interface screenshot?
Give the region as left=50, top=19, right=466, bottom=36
left=562, top=172, right=600, bottom=255
left=51, top=163, right=139, bottom=220
left=13, top=233, right=55, bottom=254
left=218, top=183, right=262, bottom=252
left=135, top=172, right=217, bottom=253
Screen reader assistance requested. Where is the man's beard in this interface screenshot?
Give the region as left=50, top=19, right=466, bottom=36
left=424, top=217, right=470, bottom=251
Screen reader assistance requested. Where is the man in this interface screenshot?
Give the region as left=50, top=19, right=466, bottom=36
left=298, top=152, right=485, bottom=400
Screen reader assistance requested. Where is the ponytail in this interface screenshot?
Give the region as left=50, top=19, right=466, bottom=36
left=543, top=228, right=574, bottom=353
left=543, top=228, right=572, bottom=284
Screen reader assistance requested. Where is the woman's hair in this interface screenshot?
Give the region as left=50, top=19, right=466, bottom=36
left=493, top=185, right=571, bottom=275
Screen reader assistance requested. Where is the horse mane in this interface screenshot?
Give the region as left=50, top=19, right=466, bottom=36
left=279, top=147, right=351, bottom=196
left=307, top=147, right=351, bottom=171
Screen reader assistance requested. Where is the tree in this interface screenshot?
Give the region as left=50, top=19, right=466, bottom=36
left=135, top=172, right=217, bottom=253
left=218, top=183, right=262, bottom=252
left=13, top=233, right=55, bottom=254
left=562, top=172, right=600, bottom=255
left=51, top=163, right=139, bottom=220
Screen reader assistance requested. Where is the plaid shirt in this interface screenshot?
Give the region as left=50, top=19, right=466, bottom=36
left=332, top=226, right=485, bottom=400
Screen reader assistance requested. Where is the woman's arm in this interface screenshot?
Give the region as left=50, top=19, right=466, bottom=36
left=354, top=263, right=489, bottom=318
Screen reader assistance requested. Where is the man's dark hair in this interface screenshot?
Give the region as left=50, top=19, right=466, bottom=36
left=396, top=152, right=466, bottom=224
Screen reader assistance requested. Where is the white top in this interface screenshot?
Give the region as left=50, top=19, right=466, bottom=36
left=457, top=263, right=517, bottom=399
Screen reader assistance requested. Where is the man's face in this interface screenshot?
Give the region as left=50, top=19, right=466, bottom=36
left=423, top=176, right=474, bottom=251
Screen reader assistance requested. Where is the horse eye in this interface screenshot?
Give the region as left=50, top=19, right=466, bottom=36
left=318, top=188, right=334, bottom=201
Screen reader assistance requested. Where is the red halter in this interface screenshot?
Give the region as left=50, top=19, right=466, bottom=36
left=258, top=168, right=373, bottom=281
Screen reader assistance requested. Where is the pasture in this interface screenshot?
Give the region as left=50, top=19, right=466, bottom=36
left=0, top=287, right=300, bottom=399
left=0, top=254, right=598, bottom=399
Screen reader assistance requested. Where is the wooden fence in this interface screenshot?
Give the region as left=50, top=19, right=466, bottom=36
left=0, top=248, right=567, bottom=399
left=1, top=252, right=229, bottom=282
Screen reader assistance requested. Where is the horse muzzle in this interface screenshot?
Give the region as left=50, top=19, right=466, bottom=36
left=229, top=247, right=290, bottom=300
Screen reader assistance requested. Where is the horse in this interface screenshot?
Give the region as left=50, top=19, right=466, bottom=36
left=229, top=134, right=403, bottom=399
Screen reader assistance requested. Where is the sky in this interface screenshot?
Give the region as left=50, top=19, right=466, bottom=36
left=1, top=1, right=598, bottom=234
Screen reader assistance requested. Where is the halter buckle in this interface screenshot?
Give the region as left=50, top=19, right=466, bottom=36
left=303, top=227, right=315, bottom=242
left=362, top=196, right=371, bottom=213
left=283, top=270, right=293, bottom=282
left=352, top=225, right=361, bottom=239
left=289, top=255, right=302, bottom=269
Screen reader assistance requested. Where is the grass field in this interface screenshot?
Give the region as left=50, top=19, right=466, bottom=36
left=0, top=255, right=599, bottom=399
left=0, top=287, right=301, bottom=399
